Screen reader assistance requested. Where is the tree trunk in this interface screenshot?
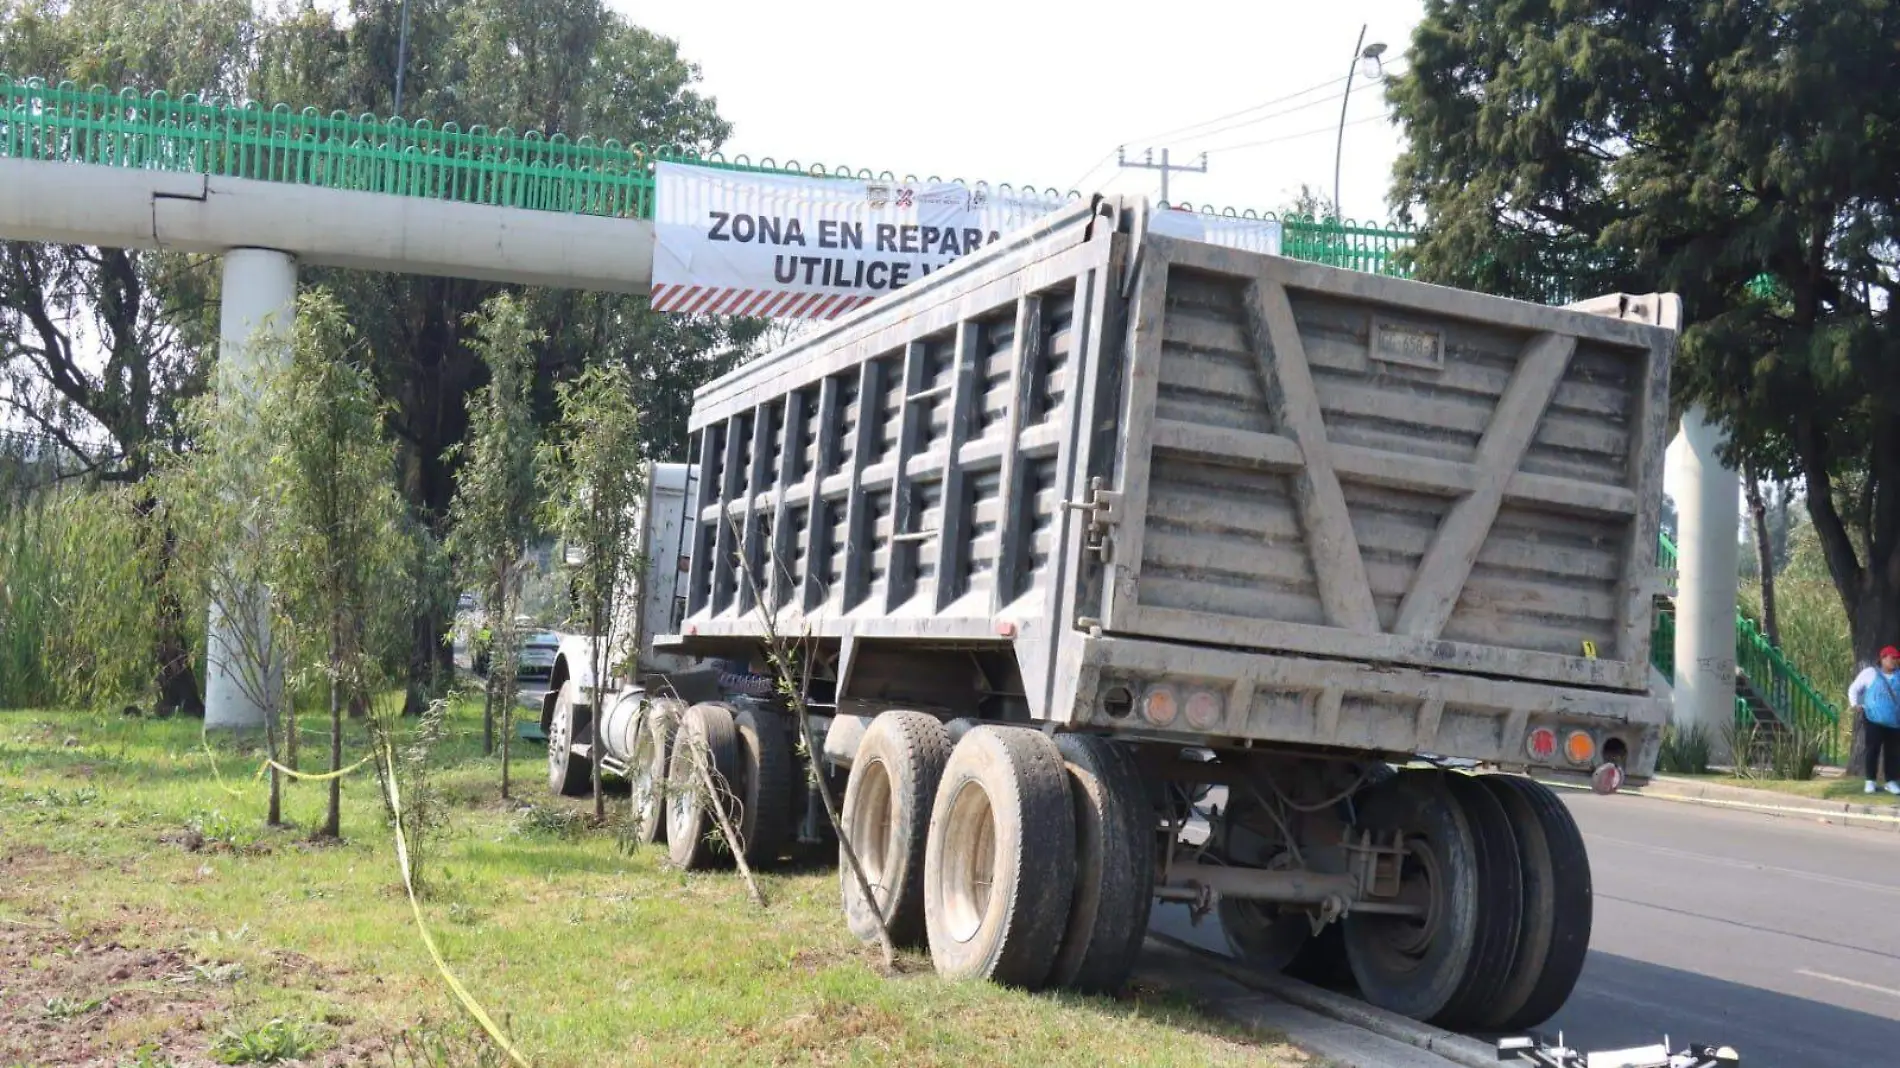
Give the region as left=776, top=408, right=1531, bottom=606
left=1745, top=467, right=1779, bottom=646
left=323, top=671, right=342, bottom=839
left=135, top=493, right=205, bottom=718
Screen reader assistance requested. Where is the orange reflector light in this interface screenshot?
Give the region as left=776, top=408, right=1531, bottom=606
left=1564, top=730, right=1596, bottom=766
left=1526, top=726, right=1558, bottom=761
left=1144, top=686, right=1178, bottom=727
left=1185, top=690, right=1223, bottom=731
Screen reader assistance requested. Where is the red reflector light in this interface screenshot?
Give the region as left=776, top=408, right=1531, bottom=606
left=1526, top=727, right=1558, bottom=761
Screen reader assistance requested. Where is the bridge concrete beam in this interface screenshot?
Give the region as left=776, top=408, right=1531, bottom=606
left=0, top=158, right=654, bottom=294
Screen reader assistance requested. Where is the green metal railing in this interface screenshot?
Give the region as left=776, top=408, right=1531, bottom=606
left=0, top=76, right=1417, bottom=273
left=1652, top=532, right=1841, bottom=757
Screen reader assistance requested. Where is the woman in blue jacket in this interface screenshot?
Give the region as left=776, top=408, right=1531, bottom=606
left=1846, top=645, right=1900, bottom=794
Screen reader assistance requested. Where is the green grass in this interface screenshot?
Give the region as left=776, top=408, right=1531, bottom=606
left=0, top=703, right=1312, bottom=1067
left=1665, top=771, right=1900, bottom=807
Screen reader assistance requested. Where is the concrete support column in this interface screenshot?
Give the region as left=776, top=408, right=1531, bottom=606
left=1665, top=404, right=1740, bottom=748
left=204, top=248, right=298, bottom=731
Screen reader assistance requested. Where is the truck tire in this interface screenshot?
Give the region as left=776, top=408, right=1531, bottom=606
left=1285, top=920, right=1355, bottom=989
left=1048, top=733, right=1154, bottom=993
left=840, top=711, right=951, bottom=947
left=924, top=725, right=1076, bottom=990
left=547, top=680, right=593, bottom=798
left=1342, top=770, right=1480, bottom=1021
left=629, top=698, right=683, bottom=845
left=1216, top=783, right=1311, bottom=975
left=1477, top=773, right=1592, bottom=1030
left=665, top=702, right=743, bottom=870
left=1431, top=773, right=1525, bottom=1029
left=734, top=703, right=794, bottom=869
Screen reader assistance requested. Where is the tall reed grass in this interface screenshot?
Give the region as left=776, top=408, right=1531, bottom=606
left=0, top=486, right=194, bottom=710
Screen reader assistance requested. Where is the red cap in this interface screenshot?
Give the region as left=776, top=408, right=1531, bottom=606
left=1881, top=646, right=1899, bottom=660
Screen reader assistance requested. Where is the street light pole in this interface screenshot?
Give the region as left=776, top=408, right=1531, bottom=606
left=1333, top=25, right=1385, bottom=221
left=393, top=0, right=413, bottom=116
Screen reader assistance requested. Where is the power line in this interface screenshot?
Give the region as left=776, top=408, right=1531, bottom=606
left=1197, top=109, right=1392, bottom=156
left=1115, top=73, right=1350, bottom=151
left=1163, top=61, right=1409, bottom=150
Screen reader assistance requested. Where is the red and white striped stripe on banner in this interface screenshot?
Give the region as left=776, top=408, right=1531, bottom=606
left=650, top=284, right=879, bottom=320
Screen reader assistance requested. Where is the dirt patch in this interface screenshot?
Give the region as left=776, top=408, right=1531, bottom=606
left=0, top=916, right=219, bottom=1067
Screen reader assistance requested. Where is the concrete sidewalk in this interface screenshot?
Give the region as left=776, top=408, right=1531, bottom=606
left=1625, top=774, right=1900, bottom=832
left=1138, top=937, right=1495, bottom=1068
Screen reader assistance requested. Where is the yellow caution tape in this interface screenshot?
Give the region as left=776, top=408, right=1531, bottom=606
left=202, top=729, right=372, bottom=795
left=254, top=755, right=373, bottom=783
left=379, top=741, right=532, bottom=1067
left=200, top=729, right=252, bottom=799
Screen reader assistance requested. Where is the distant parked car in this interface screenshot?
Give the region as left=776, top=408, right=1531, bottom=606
left=473, top=616, right=561, bottom=680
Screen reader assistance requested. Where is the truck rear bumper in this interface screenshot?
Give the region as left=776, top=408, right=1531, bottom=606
left=1068, top=635, right=1666, bottom=779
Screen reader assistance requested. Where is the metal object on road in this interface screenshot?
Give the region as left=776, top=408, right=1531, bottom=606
left=1496, top=1034, right=1738, bottom=1067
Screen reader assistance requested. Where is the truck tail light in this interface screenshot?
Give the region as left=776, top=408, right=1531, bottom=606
left=1143, top=685, right=1178, bottom=727
left=1184, top=690, right=1223, bottom=731
left=1564, top=730, right=1596, bottom=766
left=1526, top=726, right=1558, bottom=762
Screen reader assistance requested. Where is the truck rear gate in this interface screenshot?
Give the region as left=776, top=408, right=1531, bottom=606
left=673, top=198, right=1671, bottom=773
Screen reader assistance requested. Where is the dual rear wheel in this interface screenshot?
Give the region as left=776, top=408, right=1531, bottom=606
left=838, top=713, right=1155, bottom=993
left=1230, top=769, right=1589, bottom=1029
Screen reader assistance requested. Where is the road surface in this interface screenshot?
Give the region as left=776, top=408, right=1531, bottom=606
left=1152, top=789, right=1900, bottom=1066
left=1549, top=791, right=1900, bottom=1065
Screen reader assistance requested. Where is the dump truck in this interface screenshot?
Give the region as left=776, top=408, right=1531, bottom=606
left=542, top=194, right=1677, bottom=1029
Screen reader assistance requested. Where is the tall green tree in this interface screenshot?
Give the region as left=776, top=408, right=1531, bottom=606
left=540, top=363, right=644, bottom=822
left=445, top=294, right=542, bottom=788
left=1388, top=0, right=1900, bottom=663
left=248, top=0, right=763, bottom=707
left=265, top=291, right=418, bottom=839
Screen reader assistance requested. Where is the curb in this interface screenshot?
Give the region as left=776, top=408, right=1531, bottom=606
left=1619, top=778, right=1900, bottom=833
left=1146, top=933, right=1497, bottom=1068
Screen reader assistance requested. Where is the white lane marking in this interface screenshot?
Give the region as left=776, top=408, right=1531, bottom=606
left=1585, top=834, right=1900, bottom=898
left=1796, top=969, right=1900, bottom=1000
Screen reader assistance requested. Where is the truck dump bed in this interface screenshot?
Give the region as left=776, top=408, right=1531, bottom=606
left=672, top=197, right=1673, bottom=774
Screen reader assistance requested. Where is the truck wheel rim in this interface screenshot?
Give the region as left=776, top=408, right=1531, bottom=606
left=630, top=729, right=657, bottom=825
left=850, top=759, right=895, bottom=898
left=668, top=731, right=696, bottom=830
left=1378, top=836, right=1444, bottom=961
left=940, top=780, right=996, bottom=945
left=548, top=699, right=569, bottom=777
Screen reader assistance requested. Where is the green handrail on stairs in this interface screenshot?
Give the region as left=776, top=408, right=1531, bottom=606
left=1652, top=531, right=1842, bottom=761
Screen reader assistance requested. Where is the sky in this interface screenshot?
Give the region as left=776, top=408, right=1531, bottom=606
left=613, top=0, right=1426, bottom=225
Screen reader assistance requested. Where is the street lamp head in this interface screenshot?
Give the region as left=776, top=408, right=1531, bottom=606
left=1359, top=42, right=1387, bottom=80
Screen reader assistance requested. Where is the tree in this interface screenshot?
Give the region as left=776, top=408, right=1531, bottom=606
left=160, top=357, right=292, bottom=824
left=445, top=294, right=542, bottom=792
left=0, top=0, right=258, bottom=716
left=540, top=363, right=644, bottom=822
left=265, top=291, right=417, bottom=839
left=1388, top=0, right=1900, bottom=663
left=245, top=0, right=763, bottom=709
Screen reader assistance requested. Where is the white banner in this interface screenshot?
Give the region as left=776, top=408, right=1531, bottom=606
left=651, top=161, right=1281, bottom=319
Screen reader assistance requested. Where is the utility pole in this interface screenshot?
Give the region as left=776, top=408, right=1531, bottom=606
left=1117, top=146, right=1208, bottom=206
left=393, top=0, right=414, bottom=116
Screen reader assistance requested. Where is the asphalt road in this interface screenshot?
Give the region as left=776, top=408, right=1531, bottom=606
left=1151, top=791, right=1900, bottom=1067
left=1548, top=791, right=1900, bottom=1066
